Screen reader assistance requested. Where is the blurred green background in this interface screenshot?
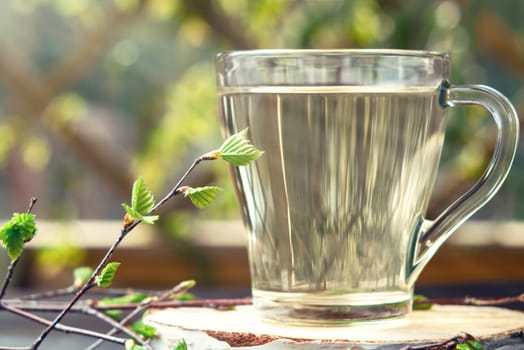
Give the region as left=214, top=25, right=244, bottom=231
left=0, top=0, right=523, bottom=248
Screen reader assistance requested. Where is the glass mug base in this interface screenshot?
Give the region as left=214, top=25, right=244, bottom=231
left=253, top=289, right=413, bottom=325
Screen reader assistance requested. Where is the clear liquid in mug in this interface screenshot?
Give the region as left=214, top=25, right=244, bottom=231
left=218, top=86, right=448, bottom=323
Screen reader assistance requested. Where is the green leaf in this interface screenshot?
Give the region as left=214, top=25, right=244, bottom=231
left=454, top=340, right=485, bottom=350
left=99, top=293, right=149, bottom=306
left=12, top=213, right=37, bottom=242
left=173, top=339, right=188, bottom=350
left=172, top=292, right=196, bottom=301
left=412, top=295, right=433, bottom=310
left=131, top=177, right=156, bottom=215
left=0, top=223, right=24, bottom=261
left=95, top=262, right=121, bottom=288
left=98, top=293, right=149, bottom=320
left=122, top=203, right=159, bottom=226
left=122, top=203, right=141, bottom=220
left=0, top=213, right=37, bottom=261
left=466, top=340, right=485, bottom=350
left=218, top=128, right=263, bottom=166
left=122, top=178, right=159, bottom=226
left=104, top=309, right=123, bottom=320
left=183, top=186, right=222, bottom=208
left=131, top=319, right=157, bottom=340
left=73, top=266, right=94, bottom=288
left=141, top=215, right=159, bottom=224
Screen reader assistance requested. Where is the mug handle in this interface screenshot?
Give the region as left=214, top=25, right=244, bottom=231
left=407, top=81, right=519, bottom=286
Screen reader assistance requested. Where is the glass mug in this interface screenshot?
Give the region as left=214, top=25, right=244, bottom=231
left=215, top=50, right=519, bottom=324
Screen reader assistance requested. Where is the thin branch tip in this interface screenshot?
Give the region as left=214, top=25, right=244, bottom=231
left=27, top=197, right=38, bottom=213
left=200, top=149, right=221, bottom=161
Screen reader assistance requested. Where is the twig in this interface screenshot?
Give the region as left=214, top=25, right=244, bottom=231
left=92, top=287, right=166, bottom=297
left=80, top=306, right=144, bottom=346
left=0, top=303, right=126, bottom=346
left=26, top=197, right=38, bottom=213
left=1, top=300, right=85, bottom=312
left=15, top=286, right=78, bottom=301
left=85, top=280, right=195, bottom=350
left=0, top=134, right=260, bottom=348
left=0, top=345, right=29, bottom=350
left=30, top=229, right=127, bottom=348
left=95, top=297, right=254, bottom=311
left=0, top=198, right=38, bottom=299
left=30, top=153, right=215, bottom=348
left=415, top=293, right=524, bottom=307
left=151, top=153, right=216, bottom=211
left=0, top=259, right=20, bottom=300
left=17, top=286, right=164, bottom=301
left=401, top=332, right=478, bottom=350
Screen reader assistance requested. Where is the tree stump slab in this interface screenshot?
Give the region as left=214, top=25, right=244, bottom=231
left=144, top=305, right=524, bottom=349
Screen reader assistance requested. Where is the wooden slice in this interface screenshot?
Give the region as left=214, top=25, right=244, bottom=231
left=144, top=305, right=524, bottom=349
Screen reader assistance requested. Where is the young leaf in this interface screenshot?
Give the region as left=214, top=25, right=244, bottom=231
left=141, top=214, right=160, bottom=225
left=104, top=309, right=123, bottom=320
left=98, top=293, right=149, bottom=320
left=218, top=128, right=263, bottom=166
left=99, top=293, right=149, bottom=306
left=0, top=213, right=37, bottom=261
left=95, top=262, right=121, bottom=288
left=172, top=292, right=196, bottom=301
left=0, top=223, right=24, bottom=261
left=457, top=344, right=479, bottom=350
left=466, top=340, right=485, bottom=350
left=412, top=295, right=433, bottom=311
left=177, top=279, right=197, bottom=290
left=122, top=204, right=141, bottom=220
left=122, top=178, right=159, bottom=226
left=131, top=177, right=156, bottom=215
left=122, top=204, right=159, bottom=226
left=73, top=266, right=94, bottom=288
left=131, top=319, right=157, bottom=340
left=183, top=186, right=221, bottom=208
left=12, top=213, right=37, bottom=242
left=173, top=339, right=188, bottom=350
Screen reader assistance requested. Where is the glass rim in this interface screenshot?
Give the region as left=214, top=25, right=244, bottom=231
left=216, top=49, right=450, bottom=60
